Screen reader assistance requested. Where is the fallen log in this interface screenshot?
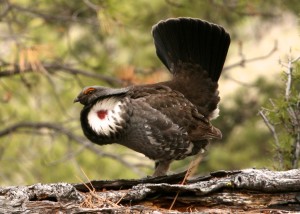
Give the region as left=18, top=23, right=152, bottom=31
left=1, top=168, right=299, bottom=213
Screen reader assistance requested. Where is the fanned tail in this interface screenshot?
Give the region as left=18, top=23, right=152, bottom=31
left=152, top=18, right=230, bottom=82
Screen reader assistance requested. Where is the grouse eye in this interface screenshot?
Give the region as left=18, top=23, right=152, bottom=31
left=83, top=87, right=95, bottom=95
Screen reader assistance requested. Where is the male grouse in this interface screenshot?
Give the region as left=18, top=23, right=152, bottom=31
left=74, top=18, right=230, bottom=176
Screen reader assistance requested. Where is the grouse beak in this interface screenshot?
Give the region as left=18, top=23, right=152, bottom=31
left=73, top=97, right=80, bottom=103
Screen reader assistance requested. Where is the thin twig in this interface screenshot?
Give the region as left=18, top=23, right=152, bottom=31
left=259, top=110, right=283, bottom=169
left=223, top=40, right=277, bottom=71
left=169, top=155, right=202, bottom=210
left=76, top=170, right=120, bottom=209
left=8, top=3, right=99, bottom=26
left=222, top=73, right=256, bottom=87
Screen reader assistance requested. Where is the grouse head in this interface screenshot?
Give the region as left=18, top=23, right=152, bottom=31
left=74, top=86, right=130, bottom=139
left=74, top=86, right=128, bottom=106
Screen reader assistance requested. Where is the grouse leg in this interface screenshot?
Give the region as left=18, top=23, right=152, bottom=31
left=153, top=160, right=172, bottom=177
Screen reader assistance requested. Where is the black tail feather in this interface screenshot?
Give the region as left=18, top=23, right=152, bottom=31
left=152, top=18, right=230, bottom=82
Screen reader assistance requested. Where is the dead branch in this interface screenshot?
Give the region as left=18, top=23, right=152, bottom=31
left=0, top=0, right=11, bottom=19
left=282, top=51, right=300, bottom=101
left=259, top=110, right=283, bottom=169
left=0, top=62, right=123, bottom=86
left=5, top=1, right=99, bottom=26
left=0, top=122, right=146, bottom=176
left=223, top=40, right=277, bottom=71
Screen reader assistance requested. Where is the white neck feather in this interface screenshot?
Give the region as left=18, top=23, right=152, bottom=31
left=87, top=97, right=124, bottom=136
left=209, top=107, right=219, bottom=120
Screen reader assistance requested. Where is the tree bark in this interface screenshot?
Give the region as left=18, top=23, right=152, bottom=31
left=1, top=169, right=300, bottom=213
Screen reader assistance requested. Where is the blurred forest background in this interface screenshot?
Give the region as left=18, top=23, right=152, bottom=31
left=0, top=0, right=300, bottom=186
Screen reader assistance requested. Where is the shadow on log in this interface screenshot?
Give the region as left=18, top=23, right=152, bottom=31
left=1, top=168, right=300, bottom=213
